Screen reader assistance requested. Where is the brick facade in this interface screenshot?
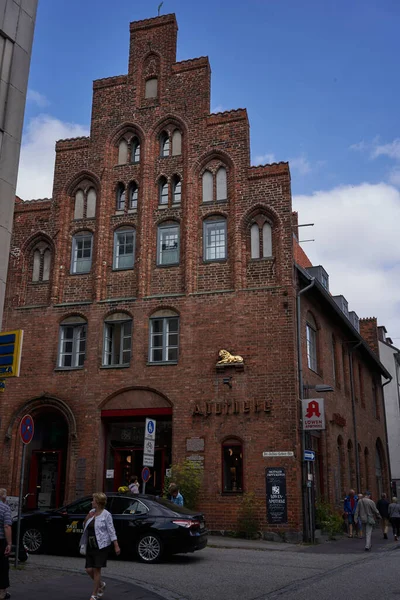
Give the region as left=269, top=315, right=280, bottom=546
left=1, top=14, right=389, bottom=539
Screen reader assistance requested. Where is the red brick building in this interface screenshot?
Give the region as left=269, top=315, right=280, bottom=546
left=1, top=14, right=390, bottom=539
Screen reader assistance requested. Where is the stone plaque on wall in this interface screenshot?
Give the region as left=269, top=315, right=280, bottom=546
left=186, top=437, right=205, bottom=452
left=187, top=454, right=205, bottom=469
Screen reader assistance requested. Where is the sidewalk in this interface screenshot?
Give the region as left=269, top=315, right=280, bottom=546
left=8, top=570, right=167, bottom=600
left=207, top=527, right=399, bottom=554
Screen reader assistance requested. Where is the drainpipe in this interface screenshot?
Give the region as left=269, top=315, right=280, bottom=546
left=296, top=277, right=315, bottom=542
left=349, top=342, right=362, bottom=492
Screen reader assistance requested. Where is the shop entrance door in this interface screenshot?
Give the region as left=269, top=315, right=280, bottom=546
left=27, top=450, right=62, bottom=509
left=114, top=447, right=165, bottom=494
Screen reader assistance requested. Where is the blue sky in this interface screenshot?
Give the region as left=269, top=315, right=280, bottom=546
left=17, top=0, right=400, bottom=338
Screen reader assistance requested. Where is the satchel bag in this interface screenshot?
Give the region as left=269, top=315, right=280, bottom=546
left=367, top=515, right=375, bottom=526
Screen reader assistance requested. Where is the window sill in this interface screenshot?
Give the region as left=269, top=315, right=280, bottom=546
left=202, top=199, right=228, bottom=205
left=112, top=267, right=134, bottom=272
left=146, top=361, right=178, bottom=366
left=114, top=210, right=124, bottom=215
left=69, top=272, right=91, bottom=276
left=249, top=257, right=274, bottom=262
left=127, top=209, right=137, bottom=214
left=157, top=204, right=169, bottom=209
left=156, top=263, right=180, bottom=268
left=54, top=367, right=84, bottom=372
left=203, top=259, right=228, bottom=264
left=100, top=364, right=130, bottom=369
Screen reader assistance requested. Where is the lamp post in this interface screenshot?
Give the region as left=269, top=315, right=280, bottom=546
left=302, top=384, right=333, bottom=543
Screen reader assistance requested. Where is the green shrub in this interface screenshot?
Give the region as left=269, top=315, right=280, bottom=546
left=163, top=459, right=203, bottom=510
left=236, top=492, right=260, bottom=539
left=315, top=500, right=344, bottom=539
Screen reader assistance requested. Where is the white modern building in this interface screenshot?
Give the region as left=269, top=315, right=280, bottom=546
left=0, top=0, right=38, bottom=327
left=378, top=326, right=400, bottom=493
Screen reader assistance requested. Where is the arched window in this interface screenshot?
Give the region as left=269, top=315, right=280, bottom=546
left=74, top=190, right=84, bottom=220
left=159, top=177, right=168, bottom=205
left=71, top=232, right=93, bottom=274
left=306, top=313, right=318, bottom=372
left=42, top=249, right=51, bottom=281
left=103, top=312, right=132, bottom=367
left=216, top=167, right=227, bottom=201
left=58, top=316, right=87, bottom=368
left=172, top=175, right=181, bottom=204
left=172, top=130, right=182, bottom=156
left=73, top=186, right=96, bottom=219
left=250, top=224, right=260, bottom=259
left=149, top=309, right=179, bottom=363
left=160, top=132, right=170, bottom=157
left=113, top=227, right=135, bottom=270
left=145, top=77, right=158, bottom=99
left=129, top=183, right=138, bottom=210
left=222, top=438, right=243, bottom=493
left=262, top=222, right=272, bottom=257
left=116, top=183, right=126, bottom=211
left=157, top=222, right=179, bottom=265
left=118, top=139, right=128, bottom=165
left=131, top=137, right=140, bottom=163
left=204, top=217, right=227, bottom=261
left=86, top=188, right=96, bottom=219
left=202, top=170, right=213, bottom=203
left=32, top=249, right=41, bottom=282
left=32, top=244, right=52, bottom=282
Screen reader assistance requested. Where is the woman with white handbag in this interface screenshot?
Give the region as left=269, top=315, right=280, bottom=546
left=80, top=492, right=120, bottom=600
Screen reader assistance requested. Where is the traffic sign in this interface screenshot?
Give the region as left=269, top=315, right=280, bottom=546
left=304, top=450, right=315, bottom=461
left=145, top=419, right=156, bottom=441
left=143, top=454, right=154, bottom=467
left=142, top=466, right=151, bottom=483
left=20, top=414, right=34, bottom=445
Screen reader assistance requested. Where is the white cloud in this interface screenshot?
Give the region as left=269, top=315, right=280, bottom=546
left=389, top=168, right=400, bottom=187
left=16, top=114, right=89, bottom=199
left=27, top=89, right=50, bottom=108
left=372, top=139, right=400, bottom=161
left=289, top=154, right=312, bottom=175
left=253, top=152, right=276, bottom=165
left=211, top=104, right=226, bottom=114
left=294, top=182, right=400, bottom=339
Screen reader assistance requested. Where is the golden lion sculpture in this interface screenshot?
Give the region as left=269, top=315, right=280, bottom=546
left=217, top=349, right=244, bottom=364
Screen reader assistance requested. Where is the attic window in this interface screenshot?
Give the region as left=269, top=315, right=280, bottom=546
left=145, top=78, right=158, bottom=99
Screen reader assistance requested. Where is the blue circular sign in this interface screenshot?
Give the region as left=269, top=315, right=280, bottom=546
left=147, top=421, right=154, bottom=434
left=20, top=414, right=34, bottom=444
left=142, top=467, right=151, bottom=483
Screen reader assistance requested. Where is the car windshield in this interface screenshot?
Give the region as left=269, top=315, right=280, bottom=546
left=152, top=496, right=201, bottom=516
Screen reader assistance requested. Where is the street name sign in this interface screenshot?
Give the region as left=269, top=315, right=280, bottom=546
left=263, top=451, right=294, bottom=458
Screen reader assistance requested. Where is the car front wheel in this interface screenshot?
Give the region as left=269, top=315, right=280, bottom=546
left=136, top=534, right=163, bottom=563
left=22, top=527, right=43, bottom=553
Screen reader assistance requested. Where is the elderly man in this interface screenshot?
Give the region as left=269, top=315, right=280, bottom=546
left=0, top=488, right=11, bottom=600
left=355, top=490, right=381, bottom=551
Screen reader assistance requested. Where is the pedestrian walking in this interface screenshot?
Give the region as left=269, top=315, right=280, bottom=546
left=0, top=488, right=12, bottom=600
left=356, top=493, right=363, bottom=538
left=80, top=492, right=121, bottom=600
left=168, top=483, right=184, bottom=506
left=377, top=492, right=390, bottom=539
left=343, top=489, right=358, bottom=538
left=128, top=475, right=139, bottom=495
left=354, top=491, right=381, bottom=551
left=388, top=496, right=400, bottom=541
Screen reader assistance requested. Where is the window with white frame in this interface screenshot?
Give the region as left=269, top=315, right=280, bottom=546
left=103, top=313, right=132, bottom=367
left=116, top=183, right=126, bottom=211
left=157, top=223, right=179, bottom=266
left=129, top=183, right=138, bottom=210
left=131, top=137, right=140, bottom=163
left=114, top=228, right=135, bottom=270
left=149, top=313, right=179, bottom=363
left=71, top=232, right=93, bottom=274
left=172, top=175, right=181, bottom=204
left=159, top=177, right=168, bottom=205
left=204, top=218, right=227, bottom=261
left=160, top=132, right=170, bottom=157
left=58, top=316, right=87, bottom=368
left=306, top=313, right=318, bottom=372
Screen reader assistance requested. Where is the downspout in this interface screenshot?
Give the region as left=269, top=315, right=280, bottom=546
left=349, top=342, right=362, bottom=492
left=296, top=276, right=315, bottom=542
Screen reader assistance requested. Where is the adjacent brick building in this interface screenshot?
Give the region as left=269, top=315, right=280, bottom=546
left=1, top=14, right=390, bottom=539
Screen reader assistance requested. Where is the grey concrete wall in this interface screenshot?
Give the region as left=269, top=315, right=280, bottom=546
left=379, top=340, right=400, bottom=480
left=0, top=0, right=38, bottom=327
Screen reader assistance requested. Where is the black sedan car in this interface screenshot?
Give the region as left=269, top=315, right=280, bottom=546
left=13, top=493, right=208, bottom=563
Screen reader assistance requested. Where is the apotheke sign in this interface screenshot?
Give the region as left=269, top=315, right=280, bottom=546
left=302, top=398, right=325, bottom=430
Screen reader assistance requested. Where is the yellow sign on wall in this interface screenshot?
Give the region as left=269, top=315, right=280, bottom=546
left=0, top=330, right=24, bottom=378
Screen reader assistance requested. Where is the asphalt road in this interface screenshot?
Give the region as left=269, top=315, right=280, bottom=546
left=11, top=544, right=395, bottom=600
